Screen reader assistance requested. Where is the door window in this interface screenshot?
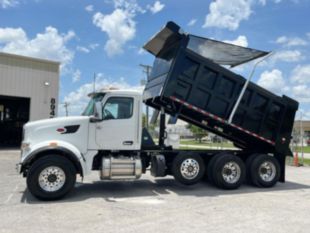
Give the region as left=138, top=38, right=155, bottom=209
left=102, top=97, right=133, bottom=120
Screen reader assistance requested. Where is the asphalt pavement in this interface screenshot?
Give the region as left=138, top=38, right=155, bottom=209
left=0, top=150, right=310, bottom=233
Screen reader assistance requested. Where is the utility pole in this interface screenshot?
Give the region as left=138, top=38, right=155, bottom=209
left=63, top=102, right=70, bottom=117
left=93, top=73, right=97, bottom=93
left=139, top=64, right=152, bottom=129
left=300, top=111, right=304, bottom=165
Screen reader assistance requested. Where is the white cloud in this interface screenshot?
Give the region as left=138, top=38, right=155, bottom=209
left=257, top=67, right=310, bottom=103
left=0, top=27, right=26, bottom=42
left=93, top=10, right=135, bottom=56
left=77, top=43, right=100, bottom=53
left=147, top=1, right=165, bottom=14
left=85, top=5, right=94, bottom=12
left=259, top=0, right=282, bottom=5
left=292, top=85, right=310, bottom=97
left=203, top=0, right=294, bottom=31
left=76, top=46, right=90, bottom=53
left=93, top=0, right=143, bottom=56
left=258, top=0, right=267, bottom=5
left=0, top=0, right=18, bottom=9
left=224, top=35, right=248, bottom=47
left=292, top=85, right=310, bottom=103
left=187, top=19, right=197, bottom=27
left=276, top=36, right=307, bottom=47
left=72, top=69, right=81, bottom=83
left=61, top=77, right=143, bottom=116
left=271, top=50, right=303, bottom=63
left=291, top=64, right=310, bottom=84
left=89, top=43, right=99, bottom=50
left=257, top=69, right=288, bottom=94
left=138, top=47, right=146, bottom=55
left=0, top=26, right=75, bottom=69
left=203, top=0, right=252, bottom=31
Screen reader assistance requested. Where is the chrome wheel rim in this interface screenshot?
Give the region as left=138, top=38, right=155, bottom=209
left=259, top=161, right=276, bottom=182
left=38, top=166, right=66, bottom=192
left=180, top=158, right=200, bottom=180
left=222, top=162, right=241, bottom=184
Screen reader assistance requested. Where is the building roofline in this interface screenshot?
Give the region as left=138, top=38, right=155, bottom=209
left=0, top=51, right=60, bottom=66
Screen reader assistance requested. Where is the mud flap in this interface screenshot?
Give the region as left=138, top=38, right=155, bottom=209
left=275, top=153, right=286, bottom=182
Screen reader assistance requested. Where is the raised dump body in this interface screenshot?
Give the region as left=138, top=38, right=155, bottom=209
left=143, top=21, right=298, bottom=156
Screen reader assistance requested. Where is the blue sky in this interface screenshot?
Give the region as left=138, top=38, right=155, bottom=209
left=0, top=0, right=310, bottom=119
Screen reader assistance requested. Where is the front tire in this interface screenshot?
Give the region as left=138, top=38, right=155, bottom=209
left=172, top=153, right=205, bottom=185
left=27, top=155, right=76, bottom=200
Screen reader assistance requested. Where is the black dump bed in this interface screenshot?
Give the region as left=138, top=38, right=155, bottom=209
left=143, top=21, right=299, bottom=156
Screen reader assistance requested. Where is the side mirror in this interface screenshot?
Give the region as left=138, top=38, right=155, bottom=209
left=90, top=102, right=102, bottom=122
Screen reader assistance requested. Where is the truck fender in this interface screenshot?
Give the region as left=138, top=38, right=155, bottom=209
left=21, top=140, right=87, bottom=177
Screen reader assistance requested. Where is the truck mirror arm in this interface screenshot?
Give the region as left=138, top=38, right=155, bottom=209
left=89, top=116, right=102, bottom=122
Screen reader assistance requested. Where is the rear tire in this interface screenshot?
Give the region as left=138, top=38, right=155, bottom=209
left=207, top=153, right=225, bottom=184
left=245, top=153, right=259, bottom=184
left=27, top=155, right=77, bottom=200
left=212, top=153, right=245, bottom=190
left=250, top=154, right=280, bottom=188
left=172, top=153, right=205, bottom=185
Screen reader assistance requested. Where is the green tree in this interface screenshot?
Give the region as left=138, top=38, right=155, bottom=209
left=187, top=124, right=208, bottom=143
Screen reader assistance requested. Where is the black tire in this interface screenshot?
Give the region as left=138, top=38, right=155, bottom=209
left=172, top=153, right=205, bottom=185
left=212, top=153, right=245, bottom=190
left=245, top=153, right=259, bottom=184
left=27, top=155, right=77, bottom=200
left=250, top=154, right=280, bottom=188
left=207, top=153, right=224, bottom=184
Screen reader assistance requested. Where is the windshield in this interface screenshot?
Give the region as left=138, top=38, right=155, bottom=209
left=82, top=94, right=105, bottom=116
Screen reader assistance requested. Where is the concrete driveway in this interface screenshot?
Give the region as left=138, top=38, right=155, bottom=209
left=0, top=150, right=310, bottom=233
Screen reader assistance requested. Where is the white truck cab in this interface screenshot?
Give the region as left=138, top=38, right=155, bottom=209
left=19, top=89, right=149, bottom=200
left=21, top=89, right=143, bottom=157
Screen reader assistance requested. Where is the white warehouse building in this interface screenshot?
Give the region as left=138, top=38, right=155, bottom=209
left=0, top=52, right=60, bottom=147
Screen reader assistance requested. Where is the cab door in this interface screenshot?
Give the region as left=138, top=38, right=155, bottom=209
left=95, top=95, right=140, bottom=150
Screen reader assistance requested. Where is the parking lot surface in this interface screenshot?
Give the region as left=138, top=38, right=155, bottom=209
left=0, top=150, right=310, bottom=233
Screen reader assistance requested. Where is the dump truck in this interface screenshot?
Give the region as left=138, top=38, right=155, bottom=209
left=17, top=22, right=298, bottom=200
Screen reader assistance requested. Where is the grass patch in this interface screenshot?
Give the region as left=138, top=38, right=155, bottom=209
left=179, top=146, right=210, bottom=150
left=180, top=140, right=235, bottom=148
left=303, top=158, right=310, bottom=166
left=294, top=146, right=310, bottom=153
left=297, top=157, right=310, bottom=166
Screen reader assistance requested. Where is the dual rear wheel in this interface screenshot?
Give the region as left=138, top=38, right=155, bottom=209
left=172, top=152, right=280, bottom=189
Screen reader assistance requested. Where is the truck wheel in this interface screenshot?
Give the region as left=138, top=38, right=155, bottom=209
left=250, top=154, right=280, bottom=188
left=212, top=154, right=245, bottom=190
left=172, top=153, right=205, bottom=185
left=207, top=152, right=226, bottom=184
left=26, top=155, right=77, bottom=200
left=245, top=153, right=259, bottom=184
